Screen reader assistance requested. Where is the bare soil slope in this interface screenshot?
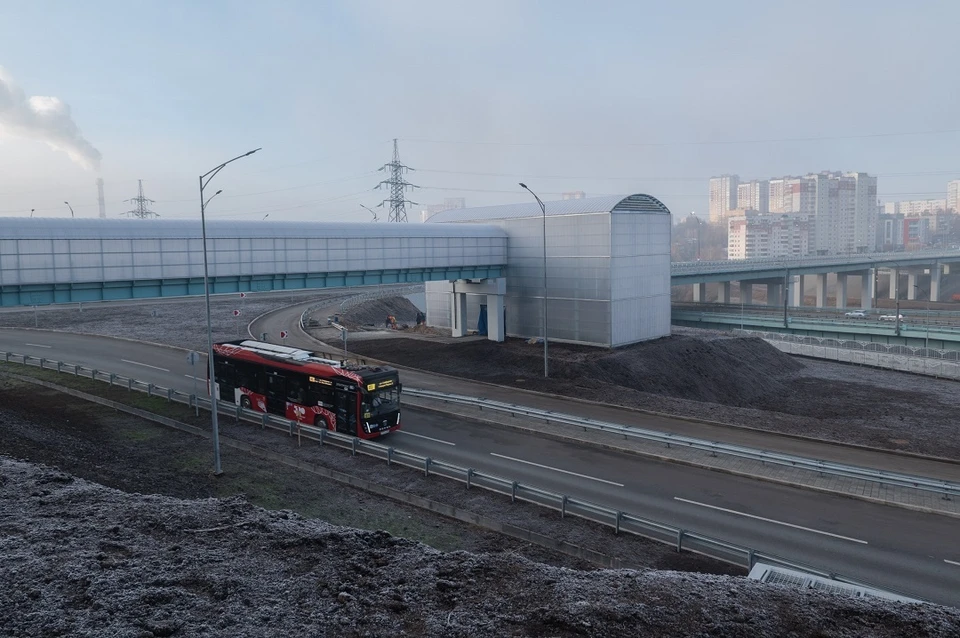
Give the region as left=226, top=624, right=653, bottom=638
left=4, top=456, right=958, bottom=638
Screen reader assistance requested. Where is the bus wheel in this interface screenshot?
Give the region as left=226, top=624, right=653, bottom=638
left=240, top=396, right=252, bottom=409
left=314, top=415, right=325, bottom=429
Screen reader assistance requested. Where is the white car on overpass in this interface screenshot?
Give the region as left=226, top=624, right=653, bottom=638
left=844, top=310, right=866, bottom=319
left=878, top=313, right=904, bottom=322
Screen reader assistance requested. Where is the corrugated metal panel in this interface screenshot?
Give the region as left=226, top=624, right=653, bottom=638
left=0, top=218, right=507, bottom=240
left=427, top=194, right=670, bottom=224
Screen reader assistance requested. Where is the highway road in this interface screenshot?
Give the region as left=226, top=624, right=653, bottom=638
left=2, top=326, right=960, bottom=605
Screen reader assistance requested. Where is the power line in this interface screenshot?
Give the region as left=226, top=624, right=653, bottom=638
left=376, top=138, right=418, bottom=222
left=400, top=128, right=960, bottom=149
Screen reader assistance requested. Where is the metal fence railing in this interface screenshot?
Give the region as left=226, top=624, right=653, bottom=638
left=0, top=350, right=922, bottom=602
left=404, top=389, right=960, bottom=500
left=742, top=331, right=960, bottom=381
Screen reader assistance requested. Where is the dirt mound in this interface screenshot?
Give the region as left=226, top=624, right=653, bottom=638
left=587, top=335, right=805, bottom=405
left=350, top=334, right=804, bottom=407
left=4, top=456, right=957, bottom=637
left=341, top=296, right=421, bottom=330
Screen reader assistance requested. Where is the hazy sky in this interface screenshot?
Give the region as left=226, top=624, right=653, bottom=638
left=1, top=0, right=958, bottom=222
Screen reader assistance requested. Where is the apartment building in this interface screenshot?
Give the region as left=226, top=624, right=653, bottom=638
left=728, top=212, right=811, bottom=259
left=708, top=174, right=740, bottom=223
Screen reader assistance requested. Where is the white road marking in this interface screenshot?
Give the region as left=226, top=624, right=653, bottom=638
left=490, top=452, right=625, bottom=487
left=397, top=431, right=456, bottom=446
left=184, top=375, right=205, bottom=381
left=24, top=343, right=51, bottom=348
left=945, top=559, right=960, bottom=567
left=674, top=497, right=868, bottom=545
left=121, top=359, right=170, bottom=372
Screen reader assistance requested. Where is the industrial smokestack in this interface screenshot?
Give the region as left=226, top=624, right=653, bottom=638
left=96, top=178, right=106, bottom=218
left=0, top=66, right=101, bottom=170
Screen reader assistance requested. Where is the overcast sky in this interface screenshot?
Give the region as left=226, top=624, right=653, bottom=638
left=1, top=0, right=958, bottom=222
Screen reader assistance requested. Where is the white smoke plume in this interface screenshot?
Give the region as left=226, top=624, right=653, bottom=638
left=0, top=66, right=101, bottom=170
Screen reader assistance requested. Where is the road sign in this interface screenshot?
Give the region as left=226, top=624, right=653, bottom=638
left=239, top=292, right=246, bottom=298
left=280, top=330, right=288, bottom=339
left=186, top=351, right=200, bottom=365
left=233, top=309, right=241, bottom=317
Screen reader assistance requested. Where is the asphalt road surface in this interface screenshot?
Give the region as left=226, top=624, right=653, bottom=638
left=2, top=327, right=960, bottom=605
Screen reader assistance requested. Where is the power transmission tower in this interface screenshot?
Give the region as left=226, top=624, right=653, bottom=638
left=123, top=180, right=159, bottom=218
left=376, top=138, right=418, bottom=222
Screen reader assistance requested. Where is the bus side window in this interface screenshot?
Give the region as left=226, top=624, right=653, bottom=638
left=237, top=362, right=258, bottom=392
left=287, top=377, right=305, bottom=404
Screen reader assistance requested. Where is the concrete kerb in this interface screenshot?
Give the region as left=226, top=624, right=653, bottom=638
left=403, top=397, right=960, bottom=521
left=1, top=370, right=673, bottom=572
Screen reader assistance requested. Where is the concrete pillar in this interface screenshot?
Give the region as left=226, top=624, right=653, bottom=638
left=740, top=282, right=753, bottom=304
left=791, top=275, right=803, bottom=307
left=907, top=272, right=918, bottom=300
left=931, top=263, right=941, bottom=302
left=693, top=282, right=706, bottom=303
left=767, top=283, right=782, bottom=307
left=889, top=269, right=899, bottom=299
left=815, top=274, right=828, bottom=308
left=836, top=273, right=848, bottom=309
left=486, top=293, right=505, bottom=342
left=861, top=269, right=874, bottom=310
left=717, top=281, right=731, bottom=304
left=450, top=288, right=467, bottom=337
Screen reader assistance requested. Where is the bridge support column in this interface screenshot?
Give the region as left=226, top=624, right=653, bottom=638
left=717, top=281, right=731, bottom=304
left=931, top=263, right=941, bottom=302
left=860, top=270, right=874, bottom=310
left=791, top=275, right=803, bottom=307
left=815, top=274, right=828, bottom=308
left=836, top=273, right=848, bottom=309
left=450, top=285, right=468, bottom=338
left=692, top=283, right=706, bottom=303
left=907, top=272, right=919, bottom=300
left=740, top=282, right=753, bottom=304
left=766, top=283, right=782, bottom=307
left=486, top=291, right=505, bottom=343
left=889, top=268, right=899, bottom=299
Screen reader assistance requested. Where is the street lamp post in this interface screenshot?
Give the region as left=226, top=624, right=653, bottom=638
left=690, top=212, right=702, bottom=261
left=360, top=204, right=379, bottom=222
left=519, top=182, right=548, bottom=378
left=64, top=201, right=74, bottom=218
left=200, top=148, right=261, bottom=475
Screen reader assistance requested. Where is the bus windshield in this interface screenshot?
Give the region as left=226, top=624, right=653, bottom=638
left=366, top=386, right=400, bottom=414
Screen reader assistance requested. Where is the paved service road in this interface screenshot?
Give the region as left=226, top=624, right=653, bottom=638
left=2, top=327, right=959, bottom=606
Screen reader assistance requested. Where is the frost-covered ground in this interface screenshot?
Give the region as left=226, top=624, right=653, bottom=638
left=3, top=457, right=959, bottom=638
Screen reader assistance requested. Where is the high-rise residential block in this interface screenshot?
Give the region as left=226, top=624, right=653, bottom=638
left=709, top=174, right=739, bottom=223
left=948, top=180, right=960, bottom=213
left=737, top=180, right=769, bottom=213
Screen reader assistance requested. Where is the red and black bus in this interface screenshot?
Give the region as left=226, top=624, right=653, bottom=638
left=211, top=340, right=401, bottom=439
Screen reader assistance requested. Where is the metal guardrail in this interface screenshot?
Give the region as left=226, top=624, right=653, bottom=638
left=404, top=388, right=960, bottom=500
left=0, top=349, right=921, bottom=601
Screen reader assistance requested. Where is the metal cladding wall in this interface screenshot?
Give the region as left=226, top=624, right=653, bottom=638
left=0, top=218, right=507, bottom=306
left=425, top=194, right=672, bottom=347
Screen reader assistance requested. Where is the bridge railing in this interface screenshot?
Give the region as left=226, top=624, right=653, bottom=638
left=0, top=349, right=921, bottom=602
left=672, top=249, right=960, bottom=275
